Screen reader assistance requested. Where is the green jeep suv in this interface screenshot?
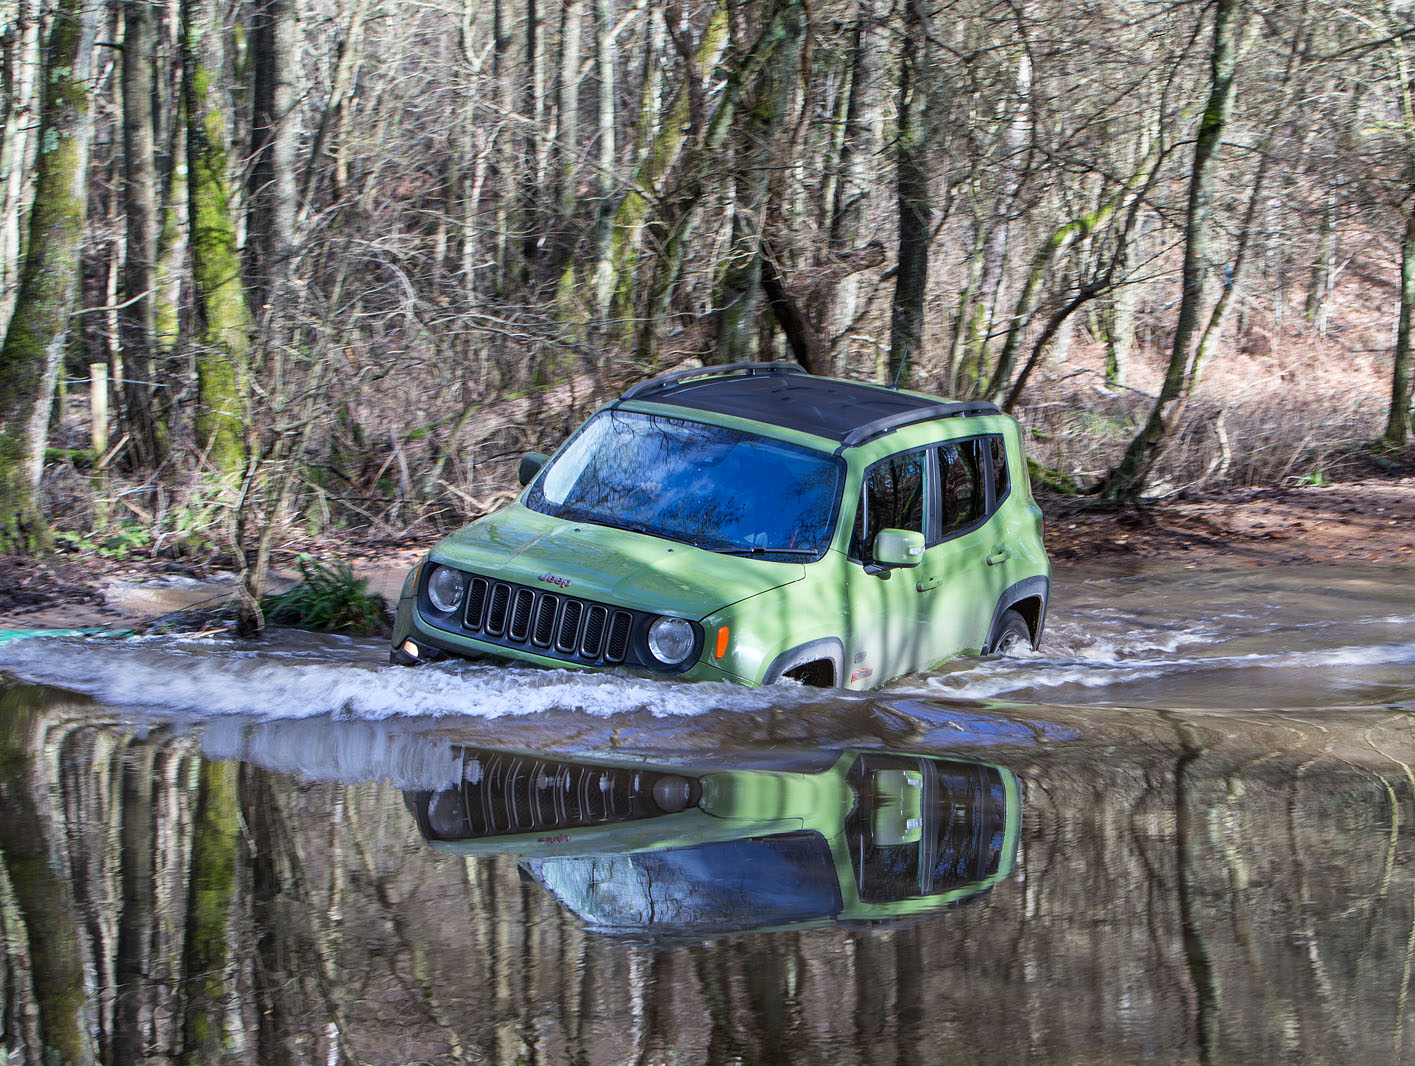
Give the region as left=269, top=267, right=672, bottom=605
left=391, top=362, right=1049, bottom=689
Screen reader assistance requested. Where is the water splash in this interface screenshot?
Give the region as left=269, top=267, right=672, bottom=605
left=0, top=631, right=791, bottom=721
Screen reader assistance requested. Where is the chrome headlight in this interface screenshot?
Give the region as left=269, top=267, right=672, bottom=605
left=647, top=616, right=695, bottom=665
left=427, top=565, right=467, bottom=613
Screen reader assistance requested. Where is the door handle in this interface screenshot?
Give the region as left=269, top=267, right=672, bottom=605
left=986, top=546, right=1012, bottom=566
left=916, top=575, right=941, bottom=592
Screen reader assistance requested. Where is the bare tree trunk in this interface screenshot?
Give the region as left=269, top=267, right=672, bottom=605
left=588, top=0, right=618, bottom=315
left=246, top=0, right=299, bottom=310
left=887, top=2, right=933, bottom=387
left=301, top=0, right=369, bottom=209
left=824, top=1, right=881, bottom=371
left=120, top=0, right=165, bottom=468
left=953, top=43, right=1032, bottom=395
left=0, top=0, right=42, bottom=330
left=1383, top=210, right=1415, bottom=448
left=556, top=0, right=582, bottom=219
left=1099, top=0, right=1244, bottom=503
left=0, top=0, right=101, bottom=553
left=113, top=743, right=157, bottom=1066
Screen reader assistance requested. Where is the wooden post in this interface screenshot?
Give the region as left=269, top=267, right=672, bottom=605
left=90, top=359, right=109, bottom=527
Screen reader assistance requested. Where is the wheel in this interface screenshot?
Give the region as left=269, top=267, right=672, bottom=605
left=988, top=609, right=1031, bottom=654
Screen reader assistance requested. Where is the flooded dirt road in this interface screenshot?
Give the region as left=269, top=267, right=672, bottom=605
left=1, top=561, right=1412, bottom=1065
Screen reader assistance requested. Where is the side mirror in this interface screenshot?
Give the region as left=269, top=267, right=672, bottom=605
left=869, top=769, right=924, bottom=846
left=873, top=528, right=924, bottom=568
left=517, top=452, right=550, bottom=487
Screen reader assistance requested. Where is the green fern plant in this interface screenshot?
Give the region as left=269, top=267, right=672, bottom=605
left=261, top=557, right=390, bottom=636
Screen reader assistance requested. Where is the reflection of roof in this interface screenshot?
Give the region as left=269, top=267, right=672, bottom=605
left=620, top=363, right=998, bottom=445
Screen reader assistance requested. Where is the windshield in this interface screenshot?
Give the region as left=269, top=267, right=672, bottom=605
left=525, top=833, right=842, bottom=934
left=525, top=410, right=844, bottom=558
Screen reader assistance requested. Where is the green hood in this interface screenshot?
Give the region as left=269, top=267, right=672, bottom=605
left=429, top=504, right=805, bottom=619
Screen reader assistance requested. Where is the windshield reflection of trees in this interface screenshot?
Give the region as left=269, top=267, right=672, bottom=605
left=529, top=411, right=843, bottom=558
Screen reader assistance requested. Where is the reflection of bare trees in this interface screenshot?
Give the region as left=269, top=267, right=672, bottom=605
left=1, top=695, right=1414, bottom=1063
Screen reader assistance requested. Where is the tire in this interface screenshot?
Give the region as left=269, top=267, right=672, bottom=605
left=988, top=609, right=1032, bottom=654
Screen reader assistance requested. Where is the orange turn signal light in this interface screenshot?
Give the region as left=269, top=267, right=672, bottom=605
left=715, top=626, right=730, bottom=659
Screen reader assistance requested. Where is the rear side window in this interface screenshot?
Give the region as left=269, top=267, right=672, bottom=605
left=989, top=435, right=1010, bottom=506
left=937, top=441, right=984, bottom=533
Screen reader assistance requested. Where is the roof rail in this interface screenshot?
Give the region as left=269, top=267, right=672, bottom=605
left=620, top=360, right=808, bottom=401
left=837, top=400, right=1002, bottom=451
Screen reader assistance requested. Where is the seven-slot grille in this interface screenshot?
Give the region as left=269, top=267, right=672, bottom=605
left=419, top=748, right=696, bottom=839
left=454, top=573, right=637, bottom=665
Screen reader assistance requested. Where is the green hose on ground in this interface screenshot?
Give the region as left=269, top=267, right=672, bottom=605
left=0, top=628, right=110, bottom=644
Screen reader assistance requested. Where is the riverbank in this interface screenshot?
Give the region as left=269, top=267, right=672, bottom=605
left=3, top=475, right=1414, bottom=632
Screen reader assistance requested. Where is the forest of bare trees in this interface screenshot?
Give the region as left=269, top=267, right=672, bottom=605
left=1, top=0, right=1413, bottom=614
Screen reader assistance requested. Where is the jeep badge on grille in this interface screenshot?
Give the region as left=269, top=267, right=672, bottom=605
left=538, top=573, right=572, bottom=589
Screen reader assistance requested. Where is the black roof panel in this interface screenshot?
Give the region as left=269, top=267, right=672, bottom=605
left=625, top=371, right=961, bottom=444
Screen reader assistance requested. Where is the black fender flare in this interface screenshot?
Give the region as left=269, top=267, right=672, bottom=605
left=762, top=637, right=846, bottom=686
left=985, top=576, right=1051, bottom=652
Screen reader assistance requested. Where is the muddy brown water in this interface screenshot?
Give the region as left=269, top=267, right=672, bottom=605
left=1, top=561, right=1412, bottom=1065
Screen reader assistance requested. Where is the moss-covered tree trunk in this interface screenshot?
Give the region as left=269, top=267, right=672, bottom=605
left=179, top=759, right=241, bottom=1066
left=606, top=4, right=729, bottom=328
left=0, top=687, right=98, bottom=1065
left=182, top=0, right=250, bottom=476
left=0, top=0, right=100, bottom=554
left=712, top=1, right=800, bottom=364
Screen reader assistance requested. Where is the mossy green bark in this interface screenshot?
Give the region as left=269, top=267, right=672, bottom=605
left=983, top=192, right=1130, bottom=402
left=183, top=0, right=251, bottom=475
left=180, top=758, right=241, bottom=1065
left=606, top=4, right=728, bottom=326
left=0, top=0, right=95, bottom=553
left=0, top=686, right=98, bottom=1065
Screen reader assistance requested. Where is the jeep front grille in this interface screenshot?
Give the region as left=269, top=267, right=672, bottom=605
left=432, top=572, right=644, bottom=667
left=411, top=747, right=702, bottom=841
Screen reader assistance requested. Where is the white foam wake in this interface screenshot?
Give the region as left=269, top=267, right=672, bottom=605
left=0, top=633, right=786, bottom=720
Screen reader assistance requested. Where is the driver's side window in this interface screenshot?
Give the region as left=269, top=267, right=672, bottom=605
left=850, top=450, right=927, bottom=564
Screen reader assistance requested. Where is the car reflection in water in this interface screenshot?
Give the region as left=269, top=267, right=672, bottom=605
left=404, top=747, right=1020, bottom=936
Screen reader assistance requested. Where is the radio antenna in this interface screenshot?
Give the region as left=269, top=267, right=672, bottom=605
left=891, top=347, right=910, bottom=390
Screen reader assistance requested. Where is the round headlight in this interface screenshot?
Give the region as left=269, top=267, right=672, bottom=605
left=647, top=616, right=695, bottom=665
left=651, top=774, right=695, bottom=813
left=426, top=790, right=465, bottom=838
left=427, top=566, right=467, bottom=613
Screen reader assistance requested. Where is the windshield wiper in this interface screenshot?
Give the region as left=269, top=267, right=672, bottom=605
left=715, top=546, right=818, bottom=558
